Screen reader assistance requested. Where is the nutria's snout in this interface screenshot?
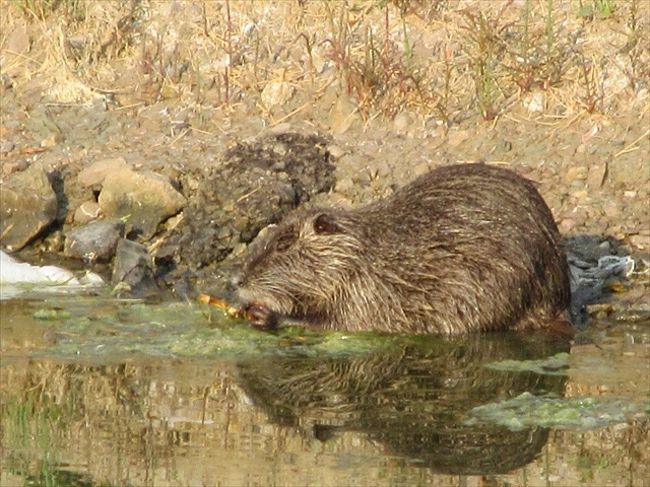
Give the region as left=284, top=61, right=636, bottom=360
left=229, top=273, right=243, bottom=291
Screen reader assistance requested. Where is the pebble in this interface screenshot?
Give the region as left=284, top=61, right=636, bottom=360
left=586, top=163, right=606, bottom=189
left=73, top=201, right=102, bottom=225
left=261, top=81, right=295, bottom=108
left=327, top=144, right=345, bottom=159
left=330, top=96, right=361, bottom=135
left=334, top=177, right=354, bottom=194
left=629, top=234, right=650, bottom=250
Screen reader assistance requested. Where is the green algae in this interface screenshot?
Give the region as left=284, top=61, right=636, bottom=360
left=466, top=392, right=649, bottom=431
left=484, top=352, right=570, bottom=375
left=12, top=297, right=395, bottom=363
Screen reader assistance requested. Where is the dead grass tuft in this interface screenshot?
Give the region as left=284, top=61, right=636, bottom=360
left=1, top=0, right=648, bottom=122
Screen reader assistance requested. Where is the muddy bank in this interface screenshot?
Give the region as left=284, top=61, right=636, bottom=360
left=1, top=0, right=648, bottom=317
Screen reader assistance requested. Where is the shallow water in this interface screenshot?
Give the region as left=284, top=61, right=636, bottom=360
left=1, top=292, right=648, bottom=487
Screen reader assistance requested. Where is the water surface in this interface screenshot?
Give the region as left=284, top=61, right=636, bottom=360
left=1, top=292, right=648, bottom=486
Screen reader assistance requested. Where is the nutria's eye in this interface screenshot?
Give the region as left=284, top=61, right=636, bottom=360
left=313, top=213, right=341, bottom=235
left=275, top=231, right=297, bottom=251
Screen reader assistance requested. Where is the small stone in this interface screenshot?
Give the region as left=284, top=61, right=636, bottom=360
left=393, top=111, right=411, bottom=132
left=586, top=163, right=606, bottom=189
left=7, top=27, right=30, bottom=56
left=330, top=96, right=361, bottom=135
left=73, top=201, right=102, bottom=225
left=261, top=81, right=295, bottom=108
left=2, top=159, right=29, bottom=177
left=64, top=219, right=125, bottom=263
left=447, top=129, right=469, bottom=147
left=523, top=91, right=545, bottom=114
left=0, top=138, right=15, bottom=154
left=78, top=157, right=129, bottom=188
left=559, top=218, right=575, bottom=234
left=629, top=234, right=650, bottom=249
left=565, top=166, right=587, bottom=183
left=40, top=134, right=58, bottom=148
left=334, top=177, right=354, bottom=194
left=412, top=161, right=430, bottom=178
left=327, top=144, right=345, bottom=159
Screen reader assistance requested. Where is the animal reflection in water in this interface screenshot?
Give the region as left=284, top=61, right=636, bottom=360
left=235, top=331, right=570, bottom=475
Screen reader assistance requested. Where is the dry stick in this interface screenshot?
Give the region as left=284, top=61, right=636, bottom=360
left=224, top=0, right=232, bottom=105
left=613, top=129, right=650, bottom=159
left=269, top=102, right=310, bottom=127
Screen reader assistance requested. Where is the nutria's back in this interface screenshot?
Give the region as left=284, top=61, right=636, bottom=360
left=234, top=163, right=571, bottom=334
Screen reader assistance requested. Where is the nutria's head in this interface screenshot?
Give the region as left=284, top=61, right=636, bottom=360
left=233, top=208, right=364, bottom=326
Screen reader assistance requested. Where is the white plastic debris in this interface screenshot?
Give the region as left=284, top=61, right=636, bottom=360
left=0, top=250, right=104, bottom=299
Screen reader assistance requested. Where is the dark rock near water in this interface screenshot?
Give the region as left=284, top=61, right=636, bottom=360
left=64, top=219, right=124, bottom=263
left=157, top=132, right=335, bottom=296
left=112, top=238, right=158, bottom=297
left=98, top=166, right=186, bottom=239
left=0, top=165, right=58, bottom=251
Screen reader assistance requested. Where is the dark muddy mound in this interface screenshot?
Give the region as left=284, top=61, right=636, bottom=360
left=157, top=132, right=335, bottom=296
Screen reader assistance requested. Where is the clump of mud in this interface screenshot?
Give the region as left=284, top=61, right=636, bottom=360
left=157, top=132, right=335, bottom=297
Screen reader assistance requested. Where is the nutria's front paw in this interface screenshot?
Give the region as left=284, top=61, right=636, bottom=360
left=243, top=303, right=279, bottom=330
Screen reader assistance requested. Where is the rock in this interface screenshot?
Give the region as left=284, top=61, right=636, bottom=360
left=0, top=138, right=14, bottom=154
left=447, top=129, right=469, bottom=147
left=78, top=157, right=129, bottom=188
left=558, top=218, right=576, bottom=234
left=586, top=163, right=607, bottom=189
left=327, top=144, right=345, bottom=159
left=335, top=177, right=354, bottom=193
left=73, top=201, right=102, bottom=225
left=98, top=167, right=186, bottom=239
left=330, top=96, right=361, bottom=135
left=0, top=165, right=58, bottom=251
left=112, top=239, right=158, bottom=297
left=523, top=91, right=545, bottom=114
left=564, top=166, right=587, bottom=184
left=2, top=159, right=29, bottom=177
left=261, top=81, right=295, bottom=108
left=6, top=27, right=30, bottom=62
left=393, top=111, right=412, bottom=132
left=64, top=219, right=124, bottom=263
left=629, top=234, right=650, bottom=250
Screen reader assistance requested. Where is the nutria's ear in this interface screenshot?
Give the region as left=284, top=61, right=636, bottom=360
left=313, top=213, right=341, bottom=235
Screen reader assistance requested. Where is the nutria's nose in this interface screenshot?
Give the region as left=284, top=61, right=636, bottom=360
left=229, top=274, right=243, bottom=290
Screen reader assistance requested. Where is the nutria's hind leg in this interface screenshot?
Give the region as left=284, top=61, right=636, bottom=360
left=545, top=312, right=576, bottom=339
left=512, top=309, right=575, bottom=339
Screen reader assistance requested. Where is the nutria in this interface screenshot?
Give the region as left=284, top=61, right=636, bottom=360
left=233, top=163, right=571, bottom=334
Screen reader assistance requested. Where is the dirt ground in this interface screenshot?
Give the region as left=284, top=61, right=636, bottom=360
left=1, top=0, right=649, bottom=311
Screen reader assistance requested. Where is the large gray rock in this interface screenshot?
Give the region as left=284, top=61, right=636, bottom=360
left=0, top=165, right=58, bottom=251
left=98, top=166, right=186, bottom=240
left=64, top=219, right=124, bottom=263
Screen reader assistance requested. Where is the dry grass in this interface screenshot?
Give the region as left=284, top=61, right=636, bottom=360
left=1, top=0, right=647, bottom=123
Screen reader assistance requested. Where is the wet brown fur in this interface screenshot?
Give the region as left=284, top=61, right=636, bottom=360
left=234, top=163, right=571, bottom=334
